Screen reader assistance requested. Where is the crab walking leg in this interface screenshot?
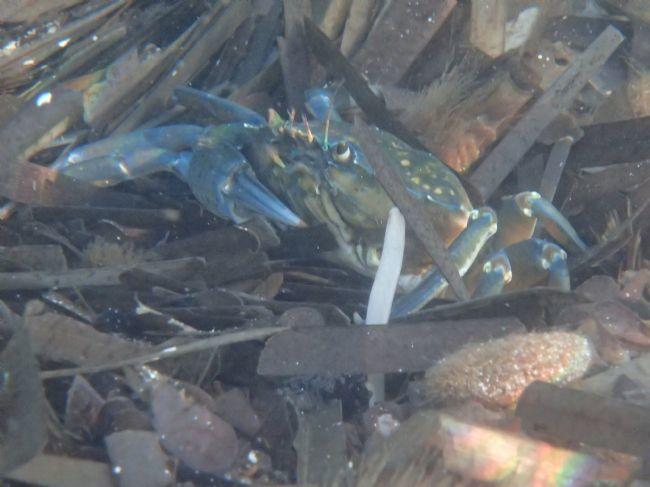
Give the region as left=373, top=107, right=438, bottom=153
left=365, top=207, right=406, bottom=404
left=481, top=239, right=570, bottom=293
left=472, top=250, right=513, bottom=299
left=546, top=243, right=571, bottom=290
left=494, top=191, right=587, bottom=254
left=527, top=193, right=587, bottom=254
left=53, top=125, right=204, bottom=185
left=391, top=208, right=498, bottom=318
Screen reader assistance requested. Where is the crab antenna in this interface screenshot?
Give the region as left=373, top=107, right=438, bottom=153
left=323, top=104, right=333, bottom=149
left=301, top=115, right=315, bottom=144
left=267, top=108, right=284, bottom=133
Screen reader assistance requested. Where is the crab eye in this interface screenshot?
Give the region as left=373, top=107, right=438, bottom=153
left=332, top=141, right=351, bottom=163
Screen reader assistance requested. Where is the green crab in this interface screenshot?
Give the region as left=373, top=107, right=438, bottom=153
left=51, top=86, right=587, bottom=316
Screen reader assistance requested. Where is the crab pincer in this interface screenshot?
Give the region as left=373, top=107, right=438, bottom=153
left=179, top=132, right=305, bottom=226
left=53, top=122, right=304, bottom=227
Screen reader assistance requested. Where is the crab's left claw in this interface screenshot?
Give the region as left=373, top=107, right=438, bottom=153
left=494, top=191, right=587, bottom=254
left=186, top=141, right=305, bottom=227
left=230, top=170, right=306, bottom=227
left=391, top=207, right=497, bottom=318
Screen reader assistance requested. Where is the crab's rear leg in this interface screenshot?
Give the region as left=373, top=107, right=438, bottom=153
left=473, top=239, right=570, bottom=298
left=471, top=250, right=513, bottom=299
left=391, top=207, right=497, bottom=318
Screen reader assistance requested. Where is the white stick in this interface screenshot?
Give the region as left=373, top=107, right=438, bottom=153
left=366, top=207, right=406, bottom=325
left=364, top=207, right=406, bottom=404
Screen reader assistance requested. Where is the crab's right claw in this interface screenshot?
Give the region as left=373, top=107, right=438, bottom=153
left=186, top=141, right=305, bottom=227
left=391, top=207, right=497, bottom=318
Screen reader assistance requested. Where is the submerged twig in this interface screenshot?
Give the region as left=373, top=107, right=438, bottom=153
left=304, top=17, right=426, bottom=150
left=113, top=0, right=249, bottom=133
left=352, top=0, right=457, bottom=84
left=517, top=381, right=650, bottom=456
left=258, top=317, right=523, bottom=376
left=571, top=197, right=650, bottom=270
left=41, top=326, right=287, bottom=379
left=0, top=257, right=204, bottom=291
left=538, top=136, right=573, bottom=203
left=469, top=26, right=624, bottom=201
left=279, top=0, right=313, bottom=111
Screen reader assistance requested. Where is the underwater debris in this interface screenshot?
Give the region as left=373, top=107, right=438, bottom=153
left=422, top=331, right=595, bottom=408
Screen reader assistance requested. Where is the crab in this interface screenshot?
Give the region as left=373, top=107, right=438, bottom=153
left=50, top=86, right=587, bottom=316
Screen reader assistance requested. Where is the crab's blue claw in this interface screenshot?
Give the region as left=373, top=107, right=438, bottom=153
left=472, top=250, right=513, bottom=299
left=186, top=141, right=304, bottom=227
left=391, top=207, right=497, bottom=318
left=229, top=171, right=305, bottom=227
left=173, top=86, right=267, bottom=127
left=500, top=239, right=570, bottom=291
left=494, top=191, right=586, bottom=254
left=53, top=125, right=203, bottom=186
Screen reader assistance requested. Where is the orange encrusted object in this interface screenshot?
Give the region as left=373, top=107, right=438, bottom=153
left=424, top=331, right=595, bottom=408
